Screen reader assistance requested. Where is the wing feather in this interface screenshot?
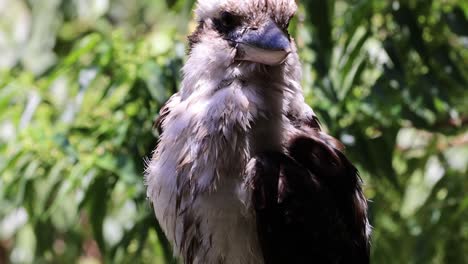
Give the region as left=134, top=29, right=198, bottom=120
left=250, top=117, right=370, bottom=264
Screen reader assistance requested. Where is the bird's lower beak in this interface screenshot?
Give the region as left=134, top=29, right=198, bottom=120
left=235, top=20, right=291, bottom=66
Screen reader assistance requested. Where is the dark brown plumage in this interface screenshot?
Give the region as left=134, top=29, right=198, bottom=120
left=248, top=118, right=370, bottom=264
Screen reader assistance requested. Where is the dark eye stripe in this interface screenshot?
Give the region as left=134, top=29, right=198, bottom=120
left=221, top=12, right=236, bottom=27
left=214, top=11, right=241, bottom=34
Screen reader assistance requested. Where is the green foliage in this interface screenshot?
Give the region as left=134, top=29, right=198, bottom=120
left=0, top=0, right=467, bottom=263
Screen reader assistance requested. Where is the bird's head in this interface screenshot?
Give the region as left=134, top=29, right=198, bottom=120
left=187, top=0, right=297, bottom=69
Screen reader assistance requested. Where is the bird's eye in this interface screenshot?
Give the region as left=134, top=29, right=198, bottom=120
left=220, top=11, right=239, bottom=29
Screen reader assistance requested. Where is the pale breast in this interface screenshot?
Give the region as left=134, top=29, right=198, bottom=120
left=146, top=80, right=272, bottom=263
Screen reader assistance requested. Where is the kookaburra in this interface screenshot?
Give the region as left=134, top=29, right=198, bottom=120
left=145, top=0, right=371, bottom=263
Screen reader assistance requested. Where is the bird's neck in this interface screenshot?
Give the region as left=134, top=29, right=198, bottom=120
left=164, top=53, right=304, bottom=196
left=184, top=63, right=291, bottom=154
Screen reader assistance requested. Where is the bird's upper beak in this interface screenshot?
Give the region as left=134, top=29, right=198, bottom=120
left=234, top=20, right=291, bottom=66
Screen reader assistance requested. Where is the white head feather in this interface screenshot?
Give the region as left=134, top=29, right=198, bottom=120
left=195, top=0, right=297, bottom=21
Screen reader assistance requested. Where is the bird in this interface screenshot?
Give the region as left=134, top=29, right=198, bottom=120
left=145, top=0, right=371, bottom=263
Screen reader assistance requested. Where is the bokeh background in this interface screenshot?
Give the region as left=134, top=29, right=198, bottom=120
left=0, top=0, right=467, bottom=263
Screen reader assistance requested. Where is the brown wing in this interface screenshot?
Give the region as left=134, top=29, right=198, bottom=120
left=249, top=120, right=370, bottom=263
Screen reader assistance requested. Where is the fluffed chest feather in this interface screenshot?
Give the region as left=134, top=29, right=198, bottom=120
left=145, top=80, right=281, bottom=263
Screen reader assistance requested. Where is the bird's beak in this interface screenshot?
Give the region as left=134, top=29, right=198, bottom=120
left=234, top=20, right=291, bottom=66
